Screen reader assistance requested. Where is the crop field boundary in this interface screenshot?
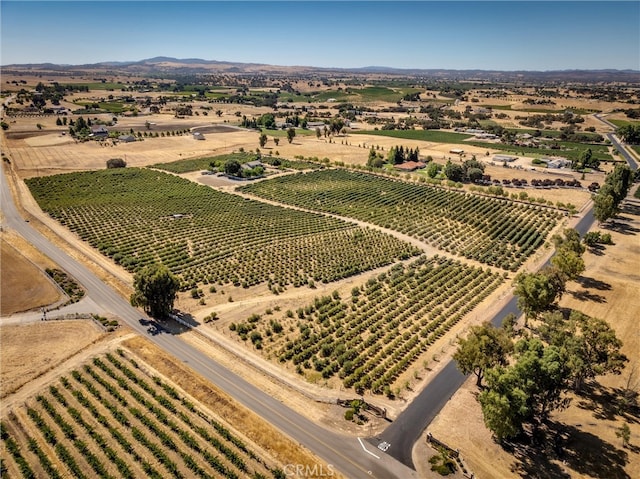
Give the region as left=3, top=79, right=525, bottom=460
left=0, top=345, right=333, bottom=479
left=239, top=168, right=562, bottom=272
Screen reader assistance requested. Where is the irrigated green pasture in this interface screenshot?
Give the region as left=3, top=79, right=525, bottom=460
left=352, top=129, right=612, bottom=162
left=608, top=118, right=640, bottom=128
left=351, top=129, right=472, bottom=143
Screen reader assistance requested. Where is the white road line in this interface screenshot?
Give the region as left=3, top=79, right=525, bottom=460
left=357, top=437, right=381, bottom=459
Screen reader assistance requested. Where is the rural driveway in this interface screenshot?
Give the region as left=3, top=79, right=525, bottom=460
left=1, top=164, right=417, bottom=479
left=0, top=296, right=104, bottom=326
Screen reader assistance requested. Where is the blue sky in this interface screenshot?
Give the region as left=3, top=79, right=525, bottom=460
left=1, top=1, right=639, bottom=71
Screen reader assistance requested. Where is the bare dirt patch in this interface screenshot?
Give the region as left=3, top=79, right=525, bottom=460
left=0, top=320, right=104, bottom=398
left=0, top=234, right=61, bottom=315
left=24, top=133, right=75, bottom=147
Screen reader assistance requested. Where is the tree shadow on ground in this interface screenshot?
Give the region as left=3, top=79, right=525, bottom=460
left=575, top=382, right=640, bottom=425
left=606, top=220, right=640, bottom=236
left=568, top=289, right=607, bottom=303
left=576, top=276, right=612, bottom=291
left=505, top=420, right=630, bottom=479
left=620, top=200, right=640, bottom=217
left=176, top=312, right=200, bottom=327
left=586, top=244, right=605, bottom=256
left=139, top=313, right=200, bottom=336
left=163, top=312, right=200, bottom=335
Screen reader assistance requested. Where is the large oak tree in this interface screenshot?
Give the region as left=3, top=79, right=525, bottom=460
left=453, top=322, right=513, bottom=387
left=130, top=264, right=180, bottom=318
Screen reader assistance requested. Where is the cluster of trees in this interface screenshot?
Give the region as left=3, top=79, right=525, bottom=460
left=593, top=163, right=633, bottom=223
left=455, top=227, right=627, bottom=441
left=284, top=114, right=308, bottom=129
left=314, top=118, right=346, bottom=138
left=402, top=92, right=421, bottom=102
left=367, top=147, right=386, bottom=168
left=513, top=229, right=585, bottom=324
left=257, top=113, right=277, bottom=129
left=582, top=230, right=613, bottom=248
left=106, top=158, right=126, bottom=169
left=617, top=124, right=640, bottom=144
left=623, top=108, right=640, bottom=119
left=455, top=311, right=626, bottom=441
left=130, top=264, right=180, bottom=318
left=30, top=81, right=87, bottom=107
left=68, top=116, right=91, bottom=137
left=223, top=158, right=264, bottom=178
left=387, top=145, right=421, bottom=165
left=518, top=112, right=585, bottom=129
left=240, top=114, right=274, bottom=129
left=225, top=90, right=278, bottom=108
left=571, top=148, right=600, bottom=170
left=258, top=133, right=281, bottom=148
left=443, top=158, right=486, bottom=183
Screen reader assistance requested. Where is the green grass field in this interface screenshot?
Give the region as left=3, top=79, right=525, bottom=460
left=312, top=90, right=351, bottom=102
left=466, top=139, right=611, bottom=163
left=205, top=92, right=230, bottom=100
left=481, top=104, right=513, bottom=110
left=306, top=86, right=421, bottom=104
left=473, top=104, right=598, bottom=115
left=74, top=101, right=129, bottom=114
left=608, top=119, right=640, bottom=128
left=277, top=92, right=314, bottom=103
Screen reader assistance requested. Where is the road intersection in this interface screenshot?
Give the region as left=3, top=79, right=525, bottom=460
left=2, top=123, right=636, bottom=474
left=1, top=164, right=416, bottom=479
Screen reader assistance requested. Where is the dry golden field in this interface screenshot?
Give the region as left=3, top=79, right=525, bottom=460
left=0, top=235, right=61, bottom=315
left=0, top=320, right=106, bottom=400
left=427, top=197, right=640, bottom=479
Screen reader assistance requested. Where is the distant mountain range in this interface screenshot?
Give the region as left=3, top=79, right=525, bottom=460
left=3, top=57, right=639, bottom=83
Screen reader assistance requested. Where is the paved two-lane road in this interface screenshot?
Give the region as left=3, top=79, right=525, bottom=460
left=0, top=165, right=417, bottom=479
left=375, top=113, right=639, bottom=469
left=594, top=113, right=638, bottom=170
left=374, top=207, right=597, bottom=468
